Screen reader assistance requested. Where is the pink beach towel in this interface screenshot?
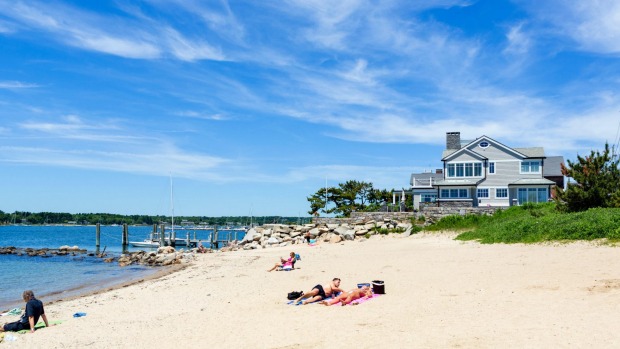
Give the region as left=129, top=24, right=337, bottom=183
left=348, top=293, right=382, bottom=305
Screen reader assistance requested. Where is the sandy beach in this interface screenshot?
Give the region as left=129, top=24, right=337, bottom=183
left=3, top=232, right=620, bottom=348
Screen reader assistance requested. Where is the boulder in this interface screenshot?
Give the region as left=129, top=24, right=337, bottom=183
left=342, top=230, right=355, bottom=241
left=157, top=246, right=176, bottom=254
left=333, top=227, right=348, bottom=236
left=307, top=228, right=320, bottom=238
left=329, top=234, right=342, bottom=243
left=267, top=236, right=280, bottom=245
left=242, top=228, right=257, bottom=243
left=327, top=224, right=339, bottom=230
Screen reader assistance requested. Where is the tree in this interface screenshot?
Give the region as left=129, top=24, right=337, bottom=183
left=307, top=180, right=394, bottom=217
left=555, top=142, right=620, bottom=212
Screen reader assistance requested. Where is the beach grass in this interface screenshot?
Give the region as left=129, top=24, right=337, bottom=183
left=426, top=203, right=620, bottom=243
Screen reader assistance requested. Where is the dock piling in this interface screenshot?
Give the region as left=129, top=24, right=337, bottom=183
left=122, top=224, right=128, bottom=252
left=95, top=223, right=101, bottom=254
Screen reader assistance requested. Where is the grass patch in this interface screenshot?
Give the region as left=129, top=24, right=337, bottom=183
left=430, top=203, right=620, bottom=243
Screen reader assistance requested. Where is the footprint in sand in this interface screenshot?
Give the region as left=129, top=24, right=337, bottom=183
left=587, top=279, right=620, bottom=293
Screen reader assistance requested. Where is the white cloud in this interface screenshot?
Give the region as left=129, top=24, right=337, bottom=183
left=0, top=81, right=39, bottom=89
left=520, top=0, right=620, bottom=54
left=163, top=27, right=225, bottom=61
left=176, top=111, right=229, bottom=121
left=503, top=22, right=531, bottom=56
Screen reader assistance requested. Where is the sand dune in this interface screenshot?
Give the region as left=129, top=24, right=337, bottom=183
left=4, top=232, right=620, bottom=348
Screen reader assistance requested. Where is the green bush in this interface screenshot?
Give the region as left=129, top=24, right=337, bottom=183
left=450, top=204, right=620, bottom=243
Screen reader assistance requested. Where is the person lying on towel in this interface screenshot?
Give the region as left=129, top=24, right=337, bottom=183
left=320, top=286, right=373, bottom=306
left=294, top=278, right=343, bottom=305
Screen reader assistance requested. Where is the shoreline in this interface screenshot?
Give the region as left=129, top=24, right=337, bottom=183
left=0, top=257, right=187, bottom=313
left=5, top=233, right=620, bottom=348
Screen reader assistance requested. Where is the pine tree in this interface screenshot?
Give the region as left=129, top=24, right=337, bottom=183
left=555, top=143, right=620, bottom=211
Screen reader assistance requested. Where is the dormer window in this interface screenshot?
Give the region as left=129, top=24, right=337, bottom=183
left=479, top=141, right=489, bottom=148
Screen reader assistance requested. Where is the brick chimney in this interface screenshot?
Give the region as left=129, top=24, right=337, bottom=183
left=446, top=132, right=461, bottom=150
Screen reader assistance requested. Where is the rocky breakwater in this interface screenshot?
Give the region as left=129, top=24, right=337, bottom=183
left=238, top=219, right=415, bottom=250
left=0, top=245, right=86, bottom=257
left=112, top=246, right=195, bottom=267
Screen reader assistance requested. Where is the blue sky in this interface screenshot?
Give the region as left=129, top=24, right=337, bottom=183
left=1, top=0, right=619, bottom=217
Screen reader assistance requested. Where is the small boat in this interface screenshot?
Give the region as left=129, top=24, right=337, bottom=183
left=129, top=239, right=160, bottom=248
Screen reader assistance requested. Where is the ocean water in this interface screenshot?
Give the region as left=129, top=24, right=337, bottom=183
left=0, top=225, right=243, bottom=311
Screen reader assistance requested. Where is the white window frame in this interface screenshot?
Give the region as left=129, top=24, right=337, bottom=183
left=440, top=188, right=470, bottom=199
left=446, top=162, right=484, bottom=178
left=477, top=188, right=489, bottom=198
left=496, top=188, right=508, bottom=198
left=520, top=160, right=541, bottom=174
left=517, top=187, right=548, bottom=204
left=489, top=162, right=495, bottom=175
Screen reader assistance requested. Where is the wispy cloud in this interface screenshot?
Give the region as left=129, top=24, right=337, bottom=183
left=519, top=0, right=620, bottom=54
left=176, top=111, right=229, bottom=121
left=0, top=81, right=39, bottom=89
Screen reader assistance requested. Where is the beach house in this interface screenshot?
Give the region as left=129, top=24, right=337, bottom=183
left=409, top=132, right=564, bottom=209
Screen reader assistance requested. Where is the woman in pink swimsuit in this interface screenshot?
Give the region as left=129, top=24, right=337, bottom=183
left=267, top=252, right=296, bottom=272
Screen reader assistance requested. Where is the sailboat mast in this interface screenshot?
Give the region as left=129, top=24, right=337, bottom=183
left=170, top=175, right=174, bottom=235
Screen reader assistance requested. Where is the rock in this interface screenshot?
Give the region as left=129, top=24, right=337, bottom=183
left=308, top=228, right=320, bottom=238
left=355, top=229, right=368, bottom=236
left=157, top=246, right=176, bottom=254
left=329, top=234, right=342, bottom=243
left=327, top=224, right=339, bottom=230
left=343, top=230, right=355, bottom=240
left=242, top=228, right=257, bottom=243
left=290, top=230, right=302, bottom=238
left=334, top=227, right=348, bottom=235
left=267, top=236, right=280, bottom=245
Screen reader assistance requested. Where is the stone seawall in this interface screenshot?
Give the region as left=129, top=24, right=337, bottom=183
left=312, top=207, right=501, bottom=225
left=234, top=207, right=502, bottom=251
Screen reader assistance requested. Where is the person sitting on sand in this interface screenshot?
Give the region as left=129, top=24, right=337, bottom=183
left=0, top=290, right=51, bottom=333
left=197, top=240, right=207, bottom=253
left=267, top=252, right=296, bottom=272
left=320, top=286, right=373, bottom=306
left=294, top=278, right=343, bottom=305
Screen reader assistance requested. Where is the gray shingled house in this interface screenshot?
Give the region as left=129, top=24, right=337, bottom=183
left=409, top=132, right=564, bottom=209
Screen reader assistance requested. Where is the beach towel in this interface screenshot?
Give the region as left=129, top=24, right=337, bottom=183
left=15, top=320, right=63, bottom=334
left=0, top=308, right=21, bottom=316
left=349, top=293, right=382, bottom=305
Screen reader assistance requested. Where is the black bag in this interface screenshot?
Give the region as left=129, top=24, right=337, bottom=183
left=287, top=291, right=303, bottom=300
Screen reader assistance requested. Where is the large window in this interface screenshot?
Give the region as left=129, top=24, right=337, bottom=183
left=517, top=188, right=547, bottom=204
left=496, top=188, right=508, bottom=198
left=477, top=188, right=489, bottom=198
left=421, top=194, right=437, bottom=202
left=521, top=161, right=541, bottom=173
left=447, top=162, right=483, bottom=178
left=440, top=188, right=469, bottom=198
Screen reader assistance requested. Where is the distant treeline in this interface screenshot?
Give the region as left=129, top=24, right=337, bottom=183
left=0, top=211, right=311, bottom=226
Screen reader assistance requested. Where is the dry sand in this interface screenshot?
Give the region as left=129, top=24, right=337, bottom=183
left=3, top=232, right=620, bottom=348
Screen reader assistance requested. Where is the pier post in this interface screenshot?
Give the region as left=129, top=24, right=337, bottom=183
left=171, top=228, right=176, bottom=248
left=151, top=224, right=156, bottom=242
left=96, top=223, right=101, bottom=253
left=213, top=227, right=219, bottom=249
left=186, top=232, right=190, bottom=248
left=122, top=224, right=128, bottom=252
left=160, top=224, right=166, bottom=246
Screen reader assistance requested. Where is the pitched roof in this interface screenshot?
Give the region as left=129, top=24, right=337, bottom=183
left=513, top=147, right=545, bottom=158
left=543, top=156, right=564, bottom=176
left=508, top=178, right=556, bottom=186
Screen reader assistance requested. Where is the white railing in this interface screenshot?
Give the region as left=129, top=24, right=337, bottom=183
left=411, top=177, right=434, bottom=188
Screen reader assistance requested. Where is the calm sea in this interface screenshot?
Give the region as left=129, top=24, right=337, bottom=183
left=0, top=225, right=243, bottom=311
